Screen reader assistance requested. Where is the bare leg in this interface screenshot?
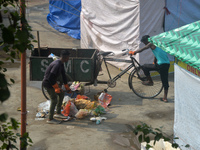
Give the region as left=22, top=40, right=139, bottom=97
left=163, top=89, right=168, bottom=102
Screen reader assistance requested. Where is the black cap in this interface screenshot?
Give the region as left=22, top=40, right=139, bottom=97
left=141, top=35, right=150, bottom=43
left=60, top=50, right=70, bottom=57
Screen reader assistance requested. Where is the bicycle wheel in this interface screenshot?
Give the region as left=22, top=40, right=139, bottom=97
left=42, top=73, right=73, bottom=100
left=42, top=83, right=50, bottom=100
left=129, top=67, right=163, bottom=98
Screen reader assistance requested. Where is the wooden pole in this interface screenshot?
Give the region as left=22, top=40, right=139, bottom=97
left=37, top=31, right=41, bottom=56
left=20, top=0, right=27, bottom=149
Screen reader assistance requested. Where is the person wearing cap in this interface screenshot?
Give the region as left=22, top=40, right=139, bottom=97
left=42, top=50, right=71, bottom=124
left=129, top=35, right=170, bottom=103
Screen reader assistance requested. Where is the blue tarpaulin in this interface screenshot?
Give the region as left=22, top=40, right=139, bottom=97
left=47, top=0, right=81, bottom=39
left=165, top=0, right=200, bottom=31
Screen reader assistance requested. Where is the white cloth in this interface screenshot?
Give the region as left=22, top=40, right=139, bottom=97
left=174, top=64, right=200, bottom=149
left=80, top=0, right=165, bottom=70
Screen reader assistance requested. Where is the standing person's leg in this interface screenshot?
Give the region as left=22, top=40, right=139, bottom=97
left=159, top=64, right=170, bottom=102
left=56, top=92, right=64, bottom=114
left=46, top=87, right=60, bottom=121
left=54, top=92, right=68, bottom=119
left=142, top=64, right=158, bottom=85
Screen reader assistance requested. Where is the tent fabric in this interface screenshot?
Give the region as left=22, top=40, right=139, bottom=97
left=81, top=0, right=165, bottom=69
left=165, top=0, right=200, bottom=31
left=174, top=64, right=200, bottom=149
left=47, top=0, right=81, bottom=39
left=149, top=20, right=200, bottom=71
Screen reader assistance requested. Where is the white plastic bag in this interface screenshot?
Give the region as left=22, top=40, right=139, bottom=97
left=63, top=95, right=71, bottom=104
left=37, top=100, right=51, bottom=112
left=69, top=102, right=78, bottom=117
left=75, top=109, right=89, bottom=119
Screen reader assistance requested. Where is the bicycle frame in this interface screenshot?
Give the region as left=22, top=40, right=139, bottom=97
left=98, top=56, right=141, bottom=84
left=96, top=52, right=163, bottom=98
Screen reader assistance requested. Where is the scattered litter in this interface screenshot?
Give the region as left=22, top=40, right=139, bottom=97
left=75, top=109, right=89, bottom=119
left=90, top=117, right=96, bottom=122
left=36, top=100, right=51, bottom=121
left=35, top=118, right=45, bottom=121
left=62, top=116, right=71, bottom=122
left=98, top=92, right=112, bottom=108
left=38, top=100, right=51, bottom=113
left=36, top=91, right=112, bottom=124
left=62, top=101, right=71, bottom=117
left=75, top=98, right=98, bottom=110
left=48, top=53, right=59, bottom=60
left=70, top=81, right=80, bottom=91
left=76, top=94, right=89, bottom=100
left=94, top=105, right=106, bottom=116
left=90, top=116, right=107, bottom=125
left=36, top=112, right=46, bottom=118
left=66, top=126, right=75, bottom=129
left=63, top=95, right=71, bottom=104
left=69, top=102, right=78, bottom=117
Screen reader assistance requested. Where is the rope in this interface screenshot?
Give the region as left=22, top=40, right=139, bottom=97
left=178, top=0, right=182, bottom=29
left=62, top=0, right=81, bottom=13
left=49, top=3, right=80, bottom=17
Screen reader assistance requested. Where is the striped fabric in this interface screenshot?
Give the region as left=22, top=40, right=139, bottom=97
left=149, top=20, right=200, bottom=71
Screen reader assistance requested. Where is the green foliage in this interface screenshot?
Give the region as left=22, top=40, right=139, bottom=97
left=0, top=0, right=34, bottom=103
left=133, top=122, right=190, bottom=150
left=0, top=117, right=33, bottom=149
left=0, top=0, right=35, bottom=149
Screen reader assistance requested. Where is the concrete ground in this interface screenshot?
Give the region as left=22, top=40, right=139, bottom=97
left=0, top=0, right=175, bottom=149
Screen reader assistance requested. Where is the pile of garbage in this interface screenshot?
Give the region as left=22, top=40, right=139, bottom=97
left=36, top=91, right=112, bottom=124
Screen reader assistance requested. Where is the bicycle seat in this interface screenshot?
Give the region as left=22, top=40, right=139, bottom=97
left=99, top=51, right=114, bottom=57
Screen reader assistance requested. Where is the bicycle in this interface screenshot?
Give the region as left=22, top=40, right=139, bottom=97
left=96, top=49, right=163, bottom=98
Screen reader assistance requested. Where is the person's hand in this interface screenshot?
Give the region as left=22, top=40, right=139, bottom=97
left=129, top=51, right=136, bottom=55
left=64, top=84, right=72, bottom=93
left=52, top=83, right=62, bottom=93
left=64, top=84, right=70, bottom=90
left=55, top=88, right=62, bottom=93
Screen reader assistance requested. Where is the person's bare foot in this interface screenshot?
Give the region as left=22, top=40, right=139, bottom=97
left=160, top=98, right=168, bottom=103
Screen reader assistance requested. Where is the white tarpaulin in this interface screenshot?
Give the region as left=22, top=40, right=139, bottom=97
left=174, top=64, right=200, bottom=150
left=80, top=0, right=165, bottom=69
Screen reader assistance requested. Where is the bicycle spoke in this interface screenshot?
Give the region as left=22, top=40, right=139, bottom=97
left=129, top=68, right=163, bottom=98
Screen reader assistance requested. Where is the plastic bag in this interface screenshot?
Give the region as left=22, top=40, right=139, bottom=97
left=76, top=94, right=89, bottom=100
left=63, top=95, right=71, bottom=104
left=98, top=92, right=112, bottom=108
left=84, top=101, right=98, bottom=109
left=69, top=102, right=78, bottom=117
left=75, top=109, right=89, bottom=119
left=94, top=105, right=106, bottom=116
left=62, top=101, right=71, bottom=116
left=38, top=100, right=51, bottom=113
left=48, top=53, right=59, bottom=60
left=75, top=99, right=98, bottom=110
left=70, top=81, right=80, bottom=91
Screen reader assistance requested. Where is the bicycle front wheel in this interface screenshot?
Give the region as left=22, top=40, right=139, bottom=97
left=129, top=67, right=163, bottom=98
left=42, top=84, right=50, bottom=100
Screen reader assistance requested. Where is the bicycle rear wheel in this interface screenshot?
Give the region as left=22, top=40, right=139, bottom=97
left=129, top=67, right=163, bottom=98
